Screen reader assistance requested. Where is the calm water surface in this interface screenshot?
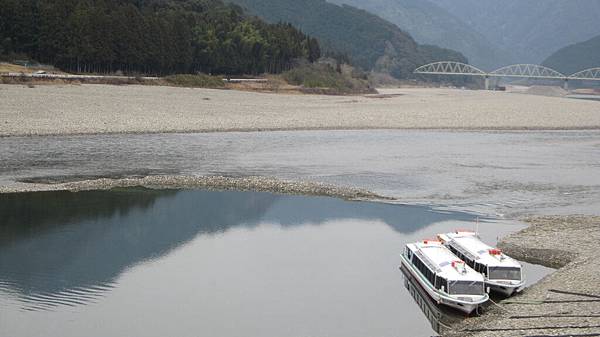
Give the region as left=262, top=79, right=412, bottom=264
left=0, top=189, right=552, bottom=337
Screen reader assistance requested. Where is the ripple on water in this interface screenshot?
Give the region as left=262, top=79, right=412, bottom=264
left=14, top=283, right=116, bottom=312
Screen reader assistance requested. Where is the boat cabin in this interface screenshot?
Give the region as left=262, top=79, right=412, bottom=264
left=405, top=241, right=486, bottom=296
left=439, top=232, right=522, bottom=282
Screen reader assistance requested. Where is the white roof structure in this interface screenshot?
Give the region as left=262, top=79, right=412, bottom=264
left=407, top=241, right=485, bottom=281
left=441, top=232, right=521, bottom=269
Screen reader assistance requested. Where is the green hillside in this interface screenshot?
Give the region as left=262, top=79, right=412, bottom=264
left=227, top=0, right=467, bottom=79
left=327, top=0, right=513, bottom=70
left=543, top=35, right=600, bottom=76
left=0, top=0, right=320, bottom=75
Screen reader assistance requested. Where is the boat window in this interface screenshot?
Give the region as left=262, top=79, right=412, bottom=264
left=448, top=280, right=484, bottom=295
left=449, top=244, right=473, bottom=266
left=412, top=255, right=435, bottom=285
left=488, top=267, right=521, bottom=280
left=434, top=276, right=447, bottom=290
left=474, top=262, right=486, bottom=275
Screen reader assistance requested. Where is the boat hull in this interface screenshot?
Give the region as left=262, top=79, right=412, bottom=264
left=400, top=255, right=486, bottom=314
left=487, top=281, right=524, bottom=296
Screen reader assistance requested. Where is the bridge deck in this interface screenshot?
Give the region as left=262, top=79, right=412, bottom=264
left=415, top=62, right=600, bottom=81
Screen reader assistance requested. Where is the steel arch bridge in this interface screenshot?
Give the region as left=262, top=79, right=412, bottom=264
left=569, top=68, right=600, bottom=81
left=414, top=61, right=600, bottom=89
left=413, top=62, right=486, bottom=76
left=490, top=64, right=566, bottom=79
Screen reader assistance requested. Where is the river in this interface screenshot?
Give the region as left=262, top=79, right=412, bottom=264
left=2, top=129, right=595, bottom=336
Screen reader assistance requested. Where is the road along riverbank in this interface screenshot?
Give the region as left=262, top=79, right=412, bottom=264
left=2, top=85, right=600, bottom=136
left=447, top=215, right=600, bottom=337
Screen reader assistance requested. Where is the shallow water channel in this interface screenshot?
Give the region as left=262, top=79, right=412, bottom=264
left=0, top=189, right=552, bottom=337
left=2, top=130, right=600, bottom=217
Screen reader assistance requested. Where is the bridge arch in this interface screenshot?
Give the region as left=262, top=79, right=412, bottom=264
left=490, top=64, right=566, bottom=79
left=569, top=68, right=600, bottom=81
left=414, top=62, right=486, bottom=76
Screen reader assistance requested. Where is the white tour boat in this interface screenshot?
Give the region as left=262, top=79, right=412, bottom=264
left=400, top=240, right=489, bottom=314
left=438, top=231, right=525, bottom=296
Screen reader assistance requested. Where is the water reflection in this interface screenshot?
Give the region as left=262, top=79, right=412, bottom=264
left=400, top=266, right=462, bottom=334
left=0, top=188, right=530, bottom=337
left=0, top=189, right=480, bottom=311
left=0, top=189, right=274, bottom=308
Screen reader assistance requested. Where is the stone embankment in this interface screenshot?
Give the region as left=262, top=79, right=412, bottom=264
left=447, top=215, right=600, bottom=337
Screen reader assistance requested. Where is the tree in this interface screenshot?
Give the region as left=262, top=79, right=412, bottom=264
left=0, top=0, right=321, bottom=76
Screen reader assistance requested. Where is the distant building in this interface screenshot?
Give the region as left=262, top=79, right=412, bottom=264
left=13, top=60, right=31, bottom=67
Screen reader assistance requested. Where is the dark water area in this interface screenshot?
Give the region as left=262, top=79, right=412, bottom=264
left=0, top=189, right=552, bottom=337
left=400, top=266, right=463, bottom=334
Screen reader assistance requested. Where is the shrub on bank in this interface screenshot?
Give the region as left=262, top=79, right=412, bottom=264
left=164, top=74, right=224, bottom=88
left=281, top=63, right=375, bottom=95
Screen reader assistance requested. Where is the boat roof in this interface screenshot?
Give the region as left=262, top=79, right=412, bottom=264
left=407, top=241, right=485, bottom=282
left=442, top=232, right=521, bottom=268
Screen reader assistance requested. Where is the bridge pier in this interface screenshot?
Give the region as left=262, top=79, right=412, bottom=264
left=484, top=76, right=490, bottom=90
left=563, top=79, right=569, bottom=91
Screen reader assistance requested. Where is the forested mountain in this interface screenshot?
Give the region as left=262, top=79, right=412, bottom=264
left=226, top=0, right=467, bottom=79
left=326, top=0, right=513, bottom=70
left=543, top=35, right=600, bottom=76
left=0, top=0, right=320, bottom=75
left=429, top=0, right=600, bottom=64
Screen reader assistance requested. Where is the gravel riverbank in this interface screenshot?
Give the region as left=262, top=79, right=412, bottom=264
left=447, top=215, right=600, bottom=337
left=0, top=175, right=387, bottom=201
left=2, top=85, right=600, bottom=136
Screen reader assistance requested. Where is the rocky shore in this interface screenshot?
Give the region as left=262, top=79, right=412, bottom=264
left=0, top=175, right=388, bottom=201
left=447, top=215, right=600, bottom=337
